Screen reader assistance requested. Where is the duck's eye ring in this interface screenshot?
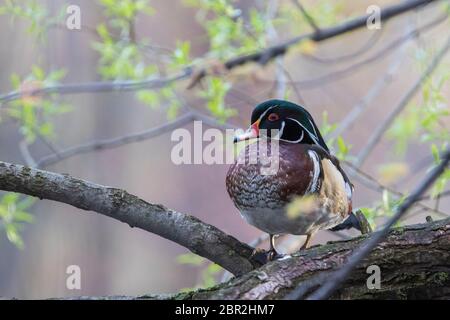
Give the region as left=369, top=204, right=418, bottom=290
left=267, top=113, right=279, bottom=122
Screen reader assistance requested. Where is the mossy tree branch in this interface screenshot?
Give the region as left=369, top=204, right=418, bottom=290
left=59, top=218, right=450, bottom=300
left=178, top=218, right=450, bottom=300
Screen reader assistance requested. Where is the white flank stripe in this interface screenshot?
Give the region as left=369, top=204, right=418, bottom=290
left=345, top=182, right=353, bottom=200
left=307, top=150, right=321, bottom=193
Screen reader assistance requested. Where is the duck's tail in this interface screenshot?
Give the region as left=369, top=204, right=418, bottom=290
left=330, top=210, right=372, bottom=234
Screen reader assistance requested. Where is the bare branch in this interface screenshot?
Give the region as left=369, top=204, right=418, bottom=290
left=36, top=110, right=239, bottom=169
left=329, top=29, right=406, bottom=139
left=343, top=160, right=449, bottom=218
left=0, top=161, right=262, bottom=276
left=0, top=70, right=192, bottom=104
left=355, top=35, right=450, bottom=167
left=302, top=29, right=384, bottom=64
left=19, top=140, right=37, bottom=167
left=272, top=12, right=447, bottom=88
left=418, top=190, right=450, bottom=201
left=291, top=0, right=320, bottom=32
left=36, top=113, right=195, bottom=168
left=0, top=0, right=440, bottom=104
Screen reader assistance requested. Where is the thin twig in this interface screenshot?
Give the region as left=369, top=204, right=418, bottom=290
left=19, top=140, right=37, bottom=167
left=291, top=0, right=321, bottom=32
left=266, top=0, right=287, bottom=99
left=36, top=110, right=239, bottom=168
left=0, top=69, right=193, bottom=104
left=302, top=29, right=384, bottom=64
left=270, top=12, right=448, bottom=88
left=355, top=35, right=450, bottom=167
left=418, top=190, right=450, bottom=201
left=329, top=28, right=407, bottom=139
left=36, top=113, right=195, bottom=168
left=343, top=160, right=449, bottom=217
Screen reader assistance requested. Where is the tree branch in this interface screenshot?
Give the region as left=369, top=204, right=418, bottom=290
left=35, top=110, right=238, bottom=168
left=329, top=29, right=406, bottom=139
left=35, top=113, right=195, bottom=168
left=188, top=0, right=440, bottom=88
left=355, top=34, right=450, bottom=167
left=343, top=160, right=449, bottom=218
left=0, top=161, right=262, bottom=276
left=60, top=217, right=450, bottom=300
left=0, top=0, right=440, bottom=103
left=291, top=0, right=321, bottom=32
left=266, top=12, right=447, bottom=88
left=0, top=70, right=193, bottom=104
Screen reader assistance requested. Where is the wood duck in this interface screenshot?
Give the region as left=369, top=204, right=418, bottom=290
left=226, top=99, right=360, bottom=261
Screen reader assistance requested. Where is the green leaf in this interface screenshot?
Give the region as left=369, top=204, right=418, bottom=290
left=31, top=65, right=45, bottom=80
left=172, top=41, right=191, bottom=66
left=0, top=194, right=34, bottom=249
left=176, top=253, right=205, bottom=266
left=10, top=73, right=21, bottom=89
left=6, top=224, right=24, bottom=249
left=431, top=144, right=440, bottom=164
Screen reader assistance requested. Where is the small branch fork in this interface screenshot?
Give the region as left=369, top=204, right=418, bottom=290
left=291, top=0, right=321, bottom=33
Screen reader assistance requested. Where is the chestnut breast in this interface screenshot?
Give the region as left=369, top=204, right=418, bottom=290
left=226, top=141, right=317, bottom=211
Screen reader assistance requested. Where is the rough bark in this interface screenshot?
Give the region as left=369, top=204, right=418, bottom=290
left=190, top=218, right=450, bottom=300
left=0, top=161, right=261, bottom=276
left=60, top=218, right=450, bottom=300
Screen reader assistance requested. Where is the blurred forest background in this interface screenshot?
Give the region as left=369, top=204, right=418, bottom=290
left=0, top=0, right=449, bottom=298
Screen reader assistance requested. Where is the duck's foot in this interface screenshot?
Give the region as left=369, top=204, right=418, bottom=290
left=250, top=248, right=268, bottom=265
left=268, top=249, right=285, bottom=261
left=251, top=248, right=285, bottom=265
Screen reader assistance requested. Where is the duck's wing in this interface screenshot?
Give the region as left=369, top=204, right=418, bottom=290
left=307, top=145, right=353, bottom=217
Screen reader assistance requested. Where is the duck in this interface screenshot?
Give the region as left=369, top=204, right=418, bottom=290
left=226, top=99, right=360, bottom=261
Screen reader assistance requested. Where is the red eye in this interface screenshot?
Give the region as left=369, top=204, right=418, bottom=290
left=267, top=113, right=279, bottom=122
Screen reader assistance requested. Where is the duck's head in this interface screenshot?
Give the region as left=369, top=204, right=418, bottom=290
left=234, top=99, right=329, bottom=152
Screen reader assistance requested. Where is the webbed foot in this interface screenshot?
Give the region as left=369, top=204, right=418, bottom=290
left=251, top=248, right=285, bottom=264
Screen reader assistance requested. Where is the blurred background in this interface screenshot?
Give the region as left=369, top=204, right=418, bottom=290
left=0, top=0, right=449, bottom=299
